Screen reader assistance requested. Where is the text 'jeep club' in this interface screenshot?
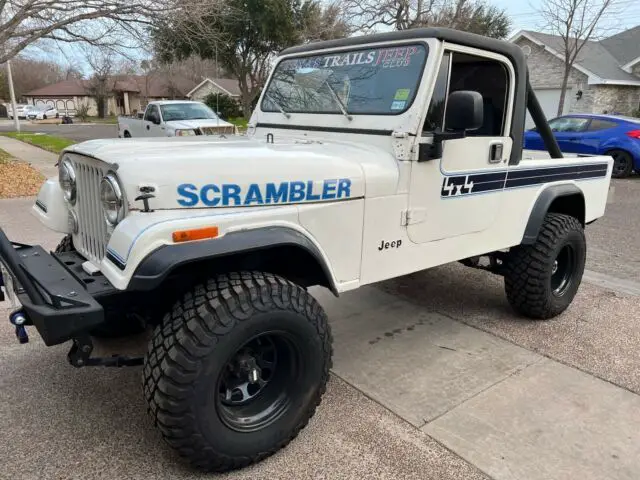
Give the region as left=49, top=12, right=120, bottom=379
left=0, top=28, right=613, bottom=472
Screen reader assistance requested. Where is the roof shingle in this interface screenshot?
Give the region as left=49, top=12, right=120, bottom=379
left=521, top=28, right=640, bottom=83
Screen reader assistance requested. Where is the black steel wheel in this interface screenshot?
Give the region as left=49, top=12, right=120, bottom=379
left=504, top=213, right=586, bottom=319
left=143, top=272, right=332, bottom=472
left=609, top=149, right=633, bottom=178
left=550, top=244, right=576, bottom=296
left=217, top=332, right=301, bottom=433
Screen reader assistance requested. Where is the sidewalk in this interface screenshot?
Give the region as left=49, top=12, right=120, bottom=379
left=0, top=135, right=58, bottom=178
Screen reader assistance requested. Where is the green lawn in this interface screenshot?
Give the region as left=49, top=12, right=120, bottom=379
left=1, top=132, right=76, bottom=154
left=88, top=116, right=118, bottom=124
left=0, top=148, right=11, bottom=164
left=228, top=117, right=249, bottom=128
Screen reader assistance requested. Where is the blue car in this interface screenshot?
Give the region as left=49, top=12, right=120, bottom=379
left=524, top=114, right=640, bottom=178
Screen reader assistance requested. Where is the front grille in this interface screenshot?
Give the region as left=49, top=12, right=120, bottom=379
left=200, top=125, right=236, bottom=135
left=71, top=156, right=110, bottom=265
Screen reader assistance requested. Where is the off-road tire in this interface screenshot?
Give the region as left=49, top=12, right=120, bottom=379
left=504, top=213, right=586, bottom=319
left=142, top=271, right=332, bottom=472
left=54, top=235, right=74, bottom=253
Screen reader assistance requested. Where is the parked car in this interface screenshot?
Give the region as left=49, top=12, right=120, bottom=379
left=7, top=104, right=37, bottom=119
left=27, top=105, right=59, bottom=120
left=524, top=114, right=640, bottom=178
left=117, top=100, right=237, bottom=138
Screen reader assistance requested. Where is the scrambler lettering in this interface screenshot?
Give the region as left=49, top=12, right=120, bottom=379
left=177, top=178, right=352, bottom=207
left=378, top=239, right=402, bottom=251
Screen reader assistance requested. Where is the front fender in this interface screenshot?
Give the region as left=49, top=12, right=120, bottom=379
left=31, top=178, right=70, bottom=234
left=128, top=226, right=338, bottom=294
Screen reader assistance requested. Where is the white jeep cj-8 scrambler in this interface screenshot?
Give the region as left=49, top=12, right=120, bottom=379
left=1, top=28, right=613, bottom=472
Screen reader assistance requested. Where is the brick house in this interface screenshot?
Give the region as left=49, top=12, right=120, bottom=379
left=511, top=27, right=640, bottom=127
left=23, top=76, right=240, bottom=117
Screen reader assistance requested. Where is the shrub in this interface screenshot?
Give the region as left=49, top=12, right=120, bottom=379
left=203, top=93, right=242, bottom=120
left=75, top=103, right=90, bottom=122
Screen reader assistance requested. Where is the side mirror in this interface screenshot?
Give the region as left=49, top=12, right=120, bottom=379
left=419, top=90, right=484, bottom=162
left=445, top=91, right=483, bottom=132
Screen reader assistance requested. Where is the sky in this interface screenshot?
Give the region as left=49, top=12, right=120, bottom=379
left=25, top=0, right=640, bottom=74
left=497, top=0, right=640, bottom=36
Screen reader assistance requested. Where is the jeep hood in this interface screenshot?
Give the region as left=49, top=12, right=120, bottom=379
left=65, top=136, right=398, bottom=210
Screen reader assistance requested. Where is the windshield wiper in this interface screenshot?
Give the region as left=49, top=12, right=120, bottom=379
left=265, top=94, right=291, bottom=119
left=324, top=81, right=352, bottom=121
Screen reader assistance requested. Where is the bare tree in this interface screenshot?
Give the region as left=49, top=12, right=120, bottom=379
left=0, top=0, right=227, bottom=65
left=342, top=0, right=510, bottom=38
left=0, top=57, right=67, bottom=99
left=300, top=1, right=351, bottom=42
left=85, top=49, right=115, bottom=118
left=537, top=0, right=617, bottom=116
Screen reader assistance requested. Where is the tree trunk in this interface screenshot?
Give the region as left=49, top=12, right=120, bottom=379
left=557, top=67, right=571, bottom=116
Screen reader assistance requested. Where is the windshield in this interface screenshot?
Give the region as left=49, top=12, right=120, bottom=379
left=159, top=103, right=219, bottom=121
left=262, top=43, right=428, bottom=115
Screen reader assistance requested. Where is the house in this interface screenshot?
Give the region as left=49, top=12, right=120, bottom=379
left=23, top=76, right=241, bottom=117
left=186, top=78, right=242, bottom=102
left=511, top=26, right=640, bottom=127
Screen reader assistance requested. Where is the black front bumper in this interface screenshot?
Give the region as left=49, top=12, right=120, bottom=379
left=0, top=229, right=105, bottom=346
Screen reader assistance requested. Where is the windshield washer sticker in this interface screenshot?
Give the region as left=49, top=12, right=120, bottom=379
left=177, top=179, right=352, bottom=207
left=394, top=89, right=410, bottom=101
left=390, top=100, right=406, bottom=111
left=378, top=239, right=402, bottom=251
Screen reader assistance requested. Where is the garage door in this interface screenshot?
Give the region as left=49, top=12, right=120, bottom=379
left=525, top=88, right=572, bottom=129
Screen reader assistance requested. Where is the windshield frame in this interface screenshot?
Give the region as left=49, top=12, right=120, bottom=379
left=260, top=41, right=429, bottom=117
left=159, top=102, right=219, bottom=121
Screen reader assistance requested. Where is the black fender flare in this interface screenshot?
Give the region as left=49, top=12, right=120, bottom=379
left=127, top=226, right=338, bottom=294
left=521, top=184, right=585, bottom=244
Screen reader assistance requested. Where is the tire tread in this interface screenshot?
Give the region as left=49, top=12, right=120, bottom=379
left=142, top=271, right=332, bottom=472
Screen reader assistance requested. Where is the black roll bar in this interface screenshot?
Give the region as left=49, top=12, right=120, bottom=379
left=526, top=78, right=563, bottom=159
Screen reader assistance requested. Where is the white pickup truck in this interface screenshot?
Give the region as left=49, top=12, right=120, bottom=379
left=117, top=100, right=237, bottom=138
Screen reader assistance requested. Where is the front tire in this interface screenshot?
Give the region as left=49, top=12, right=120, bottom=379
left=504, top=213, right=586, bottom=319
left=143, top=272, right=332, bottom=472
left=608, top=149, right=634, bottom=178
left=54, top=235, right=74, bottom=253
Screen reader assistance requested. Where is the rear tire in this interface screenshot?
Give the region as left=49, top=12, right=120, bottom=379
left=608, top=149, right=633, bottom=178
left=504, top=213, right=586, bottom=319
left=142, top=271, right=332, bottom=472
left=124, top=131, right=131, bottom=138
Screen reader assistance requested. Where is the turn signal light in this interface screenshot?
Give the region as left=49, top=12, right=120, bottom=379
left=172, top=226, right=219, bottom=243
left=626, top=130, right=640, bottom=139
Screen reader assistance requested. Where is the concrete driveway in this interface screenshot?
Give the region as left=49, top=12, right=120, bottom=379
left=1, top=180, right=640, bottom=479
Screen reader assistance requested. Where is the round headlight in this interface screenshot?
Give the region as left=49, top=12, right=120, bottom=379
left=59, top=158, right=76, bottom=204
left=100, top=174, right=124, bottom=225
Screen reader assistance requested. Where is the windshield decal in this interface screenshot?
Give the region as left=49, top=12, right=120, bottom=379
left=262, top=43, right=428, bottom=116
left=394, top=89, right=411, bottom=101
left=177, top=179, right=352, bottom=207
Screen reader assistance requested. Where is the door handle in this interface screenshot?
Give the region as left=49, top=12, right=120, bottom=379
left=488, top=143, right=503, bottom=163
left=146, top=125, right=150, bottom=130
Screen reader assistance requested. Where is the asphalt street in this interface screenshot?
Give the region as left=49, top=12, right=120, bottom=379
left=0, top=120, right=117, bottom=142
left=0, top=134, right=639, bottom=479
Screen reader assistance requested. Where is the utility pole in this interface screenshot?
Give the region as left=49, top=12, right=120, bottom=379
left=6, top=60, right=21, bottom=132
